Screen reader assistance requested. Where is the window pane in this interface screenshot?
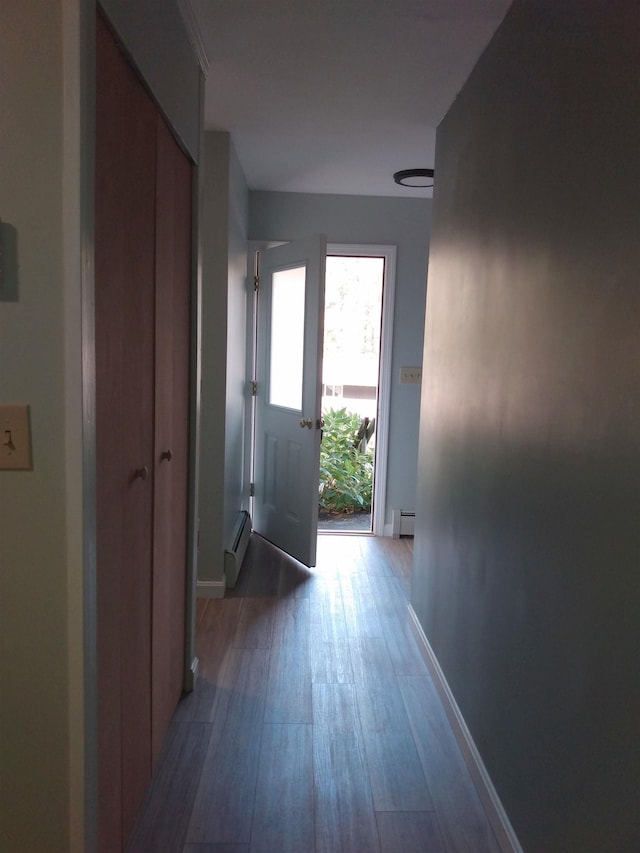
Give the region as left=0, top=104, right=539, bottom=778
left=269, top=265, right=306, bottom=409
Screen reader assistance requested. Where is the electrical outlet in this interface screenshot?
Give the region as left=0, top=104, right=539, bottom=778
left=399, top=367, right=422, bottom=385
left=0, top=404, right=32, bottom=470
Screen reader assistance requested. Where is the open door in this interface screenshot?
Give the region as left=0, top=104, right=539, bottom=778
left=252, top=235, right=327, bottom=567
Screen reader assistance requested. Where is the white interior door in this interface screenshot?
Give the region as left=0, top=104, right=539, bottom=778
left=253, top=235, right=327, bottom=567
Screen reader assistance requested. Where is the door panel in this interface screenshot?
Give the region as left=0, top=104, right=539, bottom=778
left=96, top=14, right=191, bottom=851
left=253, top=236, right=326, bottom=567
left=95, top=19, right=127, bottom=849
left=118, top=42, right=157, bottom=846
left=152, top=115, right=191, bottom=764
left=96, top=14, right=155, bottom=849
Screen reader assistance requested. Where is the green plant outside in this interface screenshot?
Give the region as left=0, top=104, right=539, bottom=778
left=319, top=407, right=374, bottom=514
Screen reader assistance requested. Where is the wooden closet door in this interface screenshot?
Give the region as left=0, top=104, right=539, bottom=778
left=152, top=116, right=191, bottom=763
left=95, top=15, right=156, bottom=851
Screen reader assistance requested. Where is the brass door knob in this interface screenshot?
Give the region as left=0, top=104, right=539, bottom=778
left=299, top=418, right=313, bottom=429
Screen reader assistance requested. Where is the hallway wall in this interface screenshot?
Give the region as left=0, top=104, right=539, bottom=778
left=412, top=1, right=640, bottom=850
left=198, top=132, right=249, bottom=589
left=0, top=2, right=78, bottom=849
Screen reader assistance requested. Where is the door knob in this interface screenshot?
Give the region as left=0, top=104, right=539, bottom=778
left=299, top=418, right=313, bottom=429
left=133, top=465, right=149, bottom=481
left=160, top=449, right=172, bottom=462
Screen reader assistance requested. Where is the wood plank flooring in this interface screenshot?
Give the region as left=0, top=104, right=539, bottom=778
left=127, top=534, right=500, bottom=853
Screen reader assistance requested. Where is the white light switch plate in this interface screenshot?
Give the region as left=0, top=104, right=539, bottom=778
left=399, top=367, right=422, bottom=385
left=0, top=404, right=32, bottom=470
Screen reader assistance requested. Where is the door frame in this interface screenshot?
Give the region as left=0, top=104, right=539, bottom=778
left=327, top=244, right=396, bottom=537
left=244, top=241, right=396, bottom=539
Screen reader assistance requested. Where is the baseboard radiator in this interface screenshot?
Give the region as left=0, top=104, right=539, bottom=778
left=224, top=510, right=252, bottom=588
left=392, top=509, right=415, bottom=538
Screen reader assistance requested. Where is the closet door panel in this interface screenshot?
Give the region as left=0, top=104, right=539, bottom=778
left=118, top=59, right=157, bottom=846
left=152, top=116, right=192, bottom=763
left=95, top=17, right=127, bottom=852
left=95, top=14, right=156, bottom=850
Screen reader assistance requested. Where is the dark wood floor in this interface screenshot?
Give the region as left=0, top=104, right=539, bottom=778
left=127, top=533, right=500, bottom=853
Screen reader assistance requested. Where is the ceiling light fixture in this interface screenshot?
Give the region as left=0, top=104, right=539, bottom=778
left=393, top=168, right=434, bottom=188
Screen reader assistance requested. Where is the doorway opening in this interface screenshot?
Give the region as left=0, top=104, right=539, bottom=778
left=247, top=239, right=395, bottom=562
left=318, top=252, right=386, bottom=534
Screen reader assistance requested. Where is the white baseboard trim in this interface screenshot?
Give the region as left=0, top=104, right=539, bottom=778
left=196, top=578, right=226, bottom=599
left=407, top=605, right=524, bottom=853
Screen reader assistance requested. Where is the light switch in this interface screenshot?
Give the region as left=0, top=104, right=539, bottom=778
left=0, top=404, right=32, bottom=470
left=399, top=367, right=422, bottom=385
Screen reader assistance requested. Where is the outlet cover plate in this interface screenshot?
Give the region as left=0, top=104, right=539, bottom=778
left=399, top=366, right=422, bottom=385
left=0, top=404, right=32, bottom=470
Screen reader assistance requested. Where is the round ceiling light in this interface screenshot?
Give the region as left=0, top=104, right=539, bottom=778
left=393, top=168, right=434, bottom=188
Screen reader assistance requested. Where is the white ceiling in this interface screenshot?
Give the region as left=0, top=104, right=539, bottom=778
left=189, top=0, right=511, bottom=198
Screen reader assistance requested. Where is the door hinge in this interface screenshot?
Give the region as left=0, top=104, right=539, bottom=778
left=249, top=482, right=255, bottom=497
left=251, top=380, right=257, bottom=396
left=253, top=274, right=260, bottom=292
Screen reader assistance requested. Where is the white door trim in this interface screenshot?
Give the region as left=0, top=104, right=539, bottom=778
left=327, top=244, right=396, bottom=537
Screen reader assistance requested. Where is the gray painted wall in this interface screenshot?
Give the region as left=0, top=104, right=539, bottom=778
left=1, top=3, right=68, bottom=848
left=199, top=132, right=249, bottom=585
left=224, top=143, right=249, bottom=547
left=413, top=1, right=640, bottom=850
left=249, top=191, right=431, bottom=526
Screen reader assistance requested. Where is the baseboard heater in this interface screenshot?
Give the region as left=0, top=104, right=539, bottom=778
left=224, top=510, right=252, bottom=588
left=392, top=509, right=415, bottom=538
